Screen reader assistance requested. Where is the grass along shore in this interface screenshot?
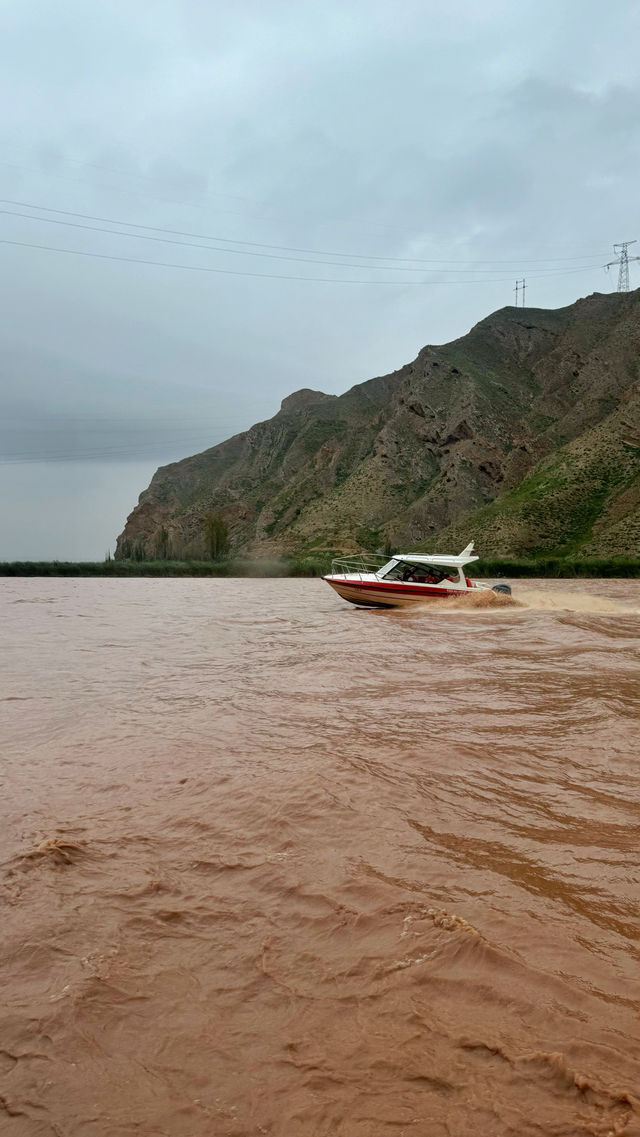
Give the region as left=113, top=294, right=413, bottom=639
left=1, top=555, right=640, bottom=578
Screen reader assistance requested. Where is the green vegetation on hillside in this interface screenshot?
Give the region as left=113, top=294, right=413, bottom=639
left=426, top=397, right=640, bottom=559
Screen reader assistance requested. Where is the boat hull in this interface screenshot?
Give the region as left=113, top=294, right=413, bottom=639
left=324, top=577, right=471, bottom=608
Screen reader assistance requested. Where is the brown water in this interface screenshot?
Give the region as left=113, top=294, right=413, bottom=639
left=1, top=578, right=639, bottom=1137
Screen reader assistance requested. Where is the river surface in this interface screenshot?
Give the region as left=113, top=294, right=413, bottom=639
left=1, top=577, right=639, bottom=1137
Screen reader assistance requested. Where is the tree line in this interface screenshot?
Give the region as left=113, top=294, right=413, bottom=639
left=117, top=513, right=230, bottom=562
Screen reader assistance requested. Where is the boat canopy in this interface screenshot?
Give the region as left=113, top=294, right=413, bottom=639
left=392, top=542, right=479, bottom=568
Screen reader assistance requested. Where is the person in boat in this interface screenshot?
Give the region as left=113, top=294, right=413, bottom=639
left=404, top=566, right=448, bottom=584
left=401, top=564, right=454, bottom=584
left=402, top=565, right=429, bottom=582
left=425, top=568, right=453, bottom=584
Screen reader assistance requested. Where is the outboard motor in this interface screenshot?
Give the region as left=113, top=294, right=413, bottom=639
left=492, top=582, right=512, bottom=595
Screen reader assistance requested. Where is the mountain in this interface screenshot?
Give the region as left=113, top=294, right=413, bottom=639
left=116, top=290, right=640, bottom=560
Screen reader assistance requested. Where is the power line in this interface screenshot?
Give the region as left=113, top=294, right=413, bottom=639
left=0, top=237, right=433, bottom=284
left=0, top=155, right=613, bottom=251
left=0, top=158, right=285, bottom=231
left=0, top=236, right=607, bottom=285
left=0, top=197, right=608, bottom=267
left=1, top=206, right=533, bottom=274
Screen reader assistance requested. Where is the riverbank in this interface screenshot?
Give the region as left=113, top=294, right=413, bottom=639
left=0, top=557, right=326, bottom=577
left=1, top=555, right=640, bottom=577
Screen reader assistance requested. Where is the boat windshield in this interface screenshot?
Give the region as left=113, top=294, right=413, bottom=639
left=382, top=562, right=460, bottom=584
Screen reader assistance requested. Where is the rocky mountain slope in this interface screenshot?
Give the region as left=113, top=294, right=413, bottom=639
left=116, top=290, right=640, bottom=560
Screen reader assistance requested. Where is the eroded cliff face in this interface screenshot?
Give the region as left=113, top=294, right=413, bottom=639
left=116, top=290, right=640, bottom=559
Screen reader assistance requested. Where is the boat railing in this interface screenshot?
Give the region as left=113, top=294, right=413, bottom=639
left=330, top=553, right=389, bottom=579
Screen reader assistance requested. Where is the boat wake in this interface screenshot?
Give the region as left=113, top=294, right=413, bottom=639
left=514, top=588, right=640, bottom=616
left=396, top=587, right=639, bottom=616
left=443, top=590, right=520, bottom=610
left=398, top=590, right=521, bottom=613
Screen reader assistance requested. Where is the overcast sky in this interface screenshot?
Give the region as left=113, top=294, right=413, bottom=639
left=1, top=0, right=639, bottom=558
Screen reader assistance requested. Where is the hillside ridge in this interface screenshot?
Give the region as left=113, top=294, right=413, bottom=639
left=116, top=290, right=640, bottom=560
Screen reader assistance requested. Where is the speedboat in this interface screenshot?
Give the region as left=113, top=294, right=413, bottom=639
left=323, top=542, right=511, bottom=608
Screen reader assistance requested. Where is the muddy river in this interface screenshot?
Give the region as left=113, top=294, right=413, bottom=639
left=1, top=577, right=639, bottom=1136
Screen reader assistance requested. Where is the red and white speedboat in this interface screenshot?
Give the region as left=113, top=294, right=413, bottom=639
left=323, top=542, right=510, bottom=608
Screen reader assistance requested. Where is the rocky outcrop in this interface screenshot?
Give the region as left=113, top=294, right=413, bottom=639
left=116, top=290, right=640, bottom=559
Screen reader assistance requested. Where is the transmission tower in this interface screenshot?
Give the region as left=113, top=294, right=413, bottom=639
left=604, top=241, right=640, bottom=291
left=513, top=278, right=526, bottom=307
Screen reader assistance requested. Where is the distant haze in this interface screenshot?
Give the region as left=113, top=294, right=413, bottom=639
left=1, top=0, right=639, bottom=558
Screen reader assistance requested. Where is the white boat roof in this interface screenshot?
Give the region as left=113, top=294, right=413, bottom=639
left=393, top=541, right=479, bottom=567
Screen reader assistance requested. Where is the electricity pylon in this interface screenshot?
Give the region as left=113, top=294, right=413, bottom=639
left=604, top=241, right=640, bottom=291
